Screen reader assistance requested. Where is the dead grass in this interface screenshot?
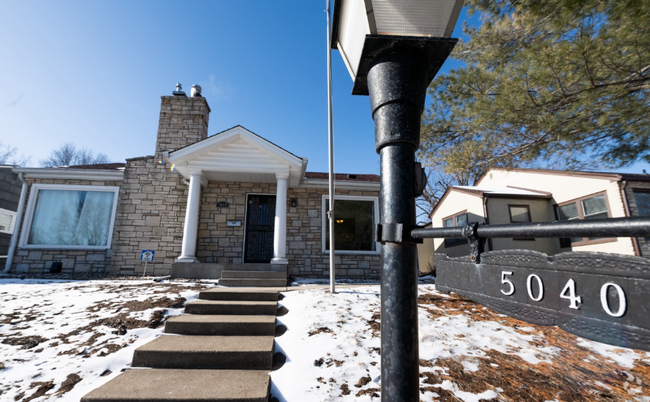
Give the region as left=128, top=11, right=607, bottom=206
left=418, top=291, right=650, bottom=401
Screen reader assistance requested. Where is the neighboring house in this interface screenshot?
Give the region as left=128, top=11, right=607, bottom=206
left=426, top=168, right=650, bottom=266
left=0, top=166, right=22, bottom=267
left=7, top=88, right=381, bottom=279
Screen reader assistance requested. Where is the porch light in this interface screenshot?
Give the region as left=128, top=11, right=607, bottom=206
left=331, top=1, right=463, bottom=401
left=331, top=0, right=463, bottom=94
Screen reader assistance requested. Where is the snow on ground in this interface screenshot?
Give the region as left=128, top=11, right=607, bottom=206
left=1, top=278, right=650, bottom=401
left=0, top=278, right=212, bottom=401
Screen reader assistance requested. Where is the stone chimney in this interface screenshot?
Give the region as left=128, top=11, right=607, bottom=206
left=155, top=83, right=211, bottom=158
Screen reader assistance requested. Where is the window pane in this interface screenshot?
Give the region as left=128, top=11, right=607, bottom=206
left=509, top=206, right=530, bottom=223
left=326, top=199, right=375, bottom=251
left=0, top=209, right=14, bottom=233
left=28, top=190, right=115, bottom=246
left=582, top=195, right=607, bottom=217
left=443, top=217, right=454, bottom=227
left=634, top=192, right=650, bottom=216
left=558, top=203, right=579, bottom=220
left=455, top=213, right=468, bottom=226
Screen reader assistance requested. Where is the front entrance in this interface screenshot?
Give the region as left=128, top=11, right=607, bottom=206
left=244, top=194, right=276, bottom=263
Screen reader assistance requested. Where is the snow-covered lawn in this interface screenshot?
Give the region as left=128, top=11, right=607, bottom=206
left=1, top=277, right=649, bottom=401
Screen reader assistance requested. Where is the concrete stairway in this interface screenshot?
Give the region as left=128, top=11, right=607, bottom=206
left=81, top=288, right=282, bottom=402
left=219, top=264, right=287, bottom=288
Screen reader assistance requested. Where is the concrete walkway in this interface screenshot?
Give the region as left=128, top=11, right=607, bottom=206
left=81, top=287, right=282, bottom=402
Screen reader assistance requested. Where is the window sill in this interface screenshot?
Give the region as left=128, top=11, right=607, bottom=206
left=19, top=245, right=111, bottom=251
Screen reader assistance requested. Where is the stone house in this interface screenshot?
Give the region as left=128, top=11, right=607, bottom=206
left=419, top=167, right=650, bottom=270
left=7, top=88, right=381, bottom=279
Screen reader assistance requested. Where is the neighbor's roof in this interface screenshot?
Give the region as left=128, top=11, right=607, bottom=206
left=476, top=167, right=650, bottom=185
left=453, top=185, right=552, bottom=198
left=304, top=172, right=380, bottom=183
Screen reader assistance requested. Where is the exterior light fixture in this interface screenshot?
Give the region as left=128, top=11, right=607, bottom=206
left=332, top=0, right=463, bottom=95
left=290, top=198, right=297, bottom=207
left=331, top=1, right=464, bottom=401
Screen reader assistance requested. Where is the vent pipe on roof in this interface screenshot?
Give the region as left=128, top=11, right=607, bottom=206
left=191, top=84, right=202, bottom=97
left=173, top=83, right=186, bottom=97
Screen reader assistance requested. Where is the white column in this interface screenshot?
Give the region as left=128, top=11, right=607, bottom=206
left=272, top=173, right=289, bottom=264
left=176, top=171, right=202, bottom=263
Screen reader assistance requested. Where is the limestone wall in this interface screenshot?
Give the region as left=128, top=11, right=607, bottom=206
left=109, top=157, right=187, bottom=276
left=196, top=181, right=381, bottom=278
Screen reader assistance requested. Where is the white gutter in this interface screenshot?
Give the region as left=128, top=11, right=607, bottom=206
left=11, top=167, right=124, bottom=181
left=4, top=173, right=28, bottom=273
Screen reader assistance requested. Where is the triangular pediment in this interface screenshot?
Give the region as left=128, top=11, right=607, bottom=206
left=168, top=126, right=307, bottom=186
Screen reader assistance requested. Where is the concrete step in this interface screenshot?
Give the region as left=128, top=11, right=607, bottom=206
left=81, top=369, right=270, bottom=402
left=184, top=300, right=278, bottom=315
left=221, top=270, right=286, bottom=279
left=219, top=278, right=287, bottom=287
left=226, top=263, right=286, bottom=272
left=199, top=288, right=280, bottom=301
left=164, top=315, right=276, bottom=336
left=132, top=335, right=274, bottom=370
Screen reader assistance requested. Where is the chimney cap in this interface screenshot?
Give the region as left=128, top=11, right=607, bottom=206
left=191, top=84, right=202, bottom=97
left=173, top=83, right=187, bottom=97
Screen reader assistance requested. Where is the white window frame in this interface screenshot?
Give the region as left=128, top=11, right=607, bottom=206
left=321, top=194, right=380, bottom=255
left=0, top=207, right=17, bottom=234
left=19, top=184, right=120, bottom=250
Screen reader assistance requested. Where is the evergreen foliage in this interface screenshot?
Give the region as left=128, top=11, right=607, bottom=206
left=420, top=0, right=650, bottom=185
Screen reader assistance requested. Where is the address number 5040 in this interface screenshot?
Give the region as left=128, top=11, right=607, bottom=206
left=500, top=271, right=627, bottom=318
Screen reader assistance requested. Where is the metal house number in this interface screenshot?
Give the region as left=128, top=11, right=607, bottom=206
left=500, top=271, right=627, bottom=318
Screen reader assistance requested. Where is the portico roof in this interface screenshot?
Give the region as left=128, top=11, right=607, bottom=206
left=168, top=126, right=308, bottom=187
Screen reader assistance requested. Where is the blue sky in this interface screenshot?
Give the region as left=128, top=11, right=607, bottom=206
left=1, top=1, right=648, bottom=175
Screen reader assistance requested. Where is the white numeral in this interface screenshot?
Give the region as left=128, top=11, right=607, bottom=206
left=526, top=274, right=544, bottom=302
left=560, top=279, right=582, bottom=309
left=600, top=283, right=627, bottom=318
left=501, top=271, right=515, bottom=295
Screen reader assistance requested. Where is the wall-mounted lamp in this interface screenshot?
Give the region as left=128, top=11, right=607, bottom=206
left=290, top=198, right=297, bottom=207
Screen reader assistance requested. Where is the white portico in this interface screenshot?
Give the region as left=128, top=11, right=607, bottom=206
left=168, top=126, right=307, bottom=266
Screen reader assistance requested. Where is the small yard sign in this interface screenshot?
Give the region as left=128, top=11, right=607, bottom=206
left=141, top=250, right=155, bottom=262
left=140, top=250, right=155, bottom=277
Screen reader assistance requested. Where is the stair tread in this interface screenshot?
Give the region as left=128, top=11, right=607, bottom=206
left=221, top=270, right=286, bottom=278
left=199, top=288, right=280, bottom=300
left=136, top=335, right=274, bottom=353
left=166, top=315, right=275, bottom=324
left=81, top=369, right=270, bottom=402
left=219, top=278, right=286, bottom=287
left=186, top=300, right=278, bottom=306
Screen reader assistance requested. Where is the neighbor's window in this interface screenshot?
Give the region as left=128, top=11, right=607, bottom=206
left=323, top=195, right=378, bottom=253
left=0, top=208, right=17, bottom=234
left=632, top=189, right=650, bottom=240
left=633, top=190, right=650, bottom=216
left=508, top=204, right=534, bottom=241
left=556, top=192, right=611, bottom=247
left=443, top=211, right=468, bottom=247
left=21, top=184, right=119, bottom=249
left=509, top=205, right=531, bottom=223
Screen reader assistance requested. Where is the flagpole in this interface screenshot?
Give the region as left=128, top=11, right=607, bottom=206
left=326, top=0, right=336, bottom=293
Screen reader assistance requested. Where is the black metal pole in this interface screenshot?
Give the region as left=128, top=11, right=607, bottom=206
left=367, top=45, right=430, bottom=402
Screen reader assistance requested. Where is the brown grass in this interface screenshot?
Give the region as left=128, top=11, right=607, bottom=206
left=418, top=291, right=650, bottom=401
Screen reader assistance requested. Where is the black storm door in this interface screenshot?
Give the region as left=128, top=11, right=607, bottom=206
left=244, top=194, right=276, bottom=263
